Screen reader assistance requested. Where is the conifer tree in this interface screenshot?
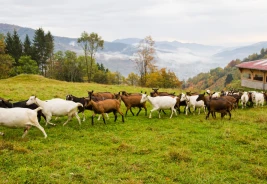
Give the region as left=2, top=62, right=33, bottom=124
left=23, top=34, right=32, bottom=56
left=32, top=28, right=46, bottom=75
left=5, top=30, right=22, bottom=74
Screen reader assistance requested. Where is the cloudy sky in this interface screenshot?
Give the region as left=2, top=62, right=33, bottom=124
left=1, top=0, right=267, bottom=46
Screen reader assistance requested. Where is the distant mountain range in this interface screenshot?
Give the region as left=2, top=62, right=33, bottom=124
left=1, top=23, right=267, bottom=80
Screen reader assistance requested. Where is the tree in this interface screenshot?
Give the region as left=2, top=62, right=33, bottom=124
left=0, top=54, right=14, bottom=79
left=32, top=28, right=53, bottom=76
left=134, top=36, right=156, bottom=87
left=225, top=74, right=233, bottom=86
left=0, top=33, right=12, bottom=78
left=12, top=30, right=23, bottom=65
left=17, top=56, right=39, bottom=74
left=126, top=72, right=140, bottom=86
left=4, top=32, right=13, bottom=54
left=45, top=31, right=54, bottom=75
left=0, top=33, right=5, bottom=54
left=23, top=34, right=32, bottom=56
left=78, top=31, right=104, bottom=82
left=5, top=30, right=23, bottom=74
left=93, top=70, right=108, bottom=84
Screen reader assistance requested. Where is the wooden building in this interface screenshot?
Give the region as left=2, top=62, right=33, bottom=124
left=236, top=59, right=267, bottom=90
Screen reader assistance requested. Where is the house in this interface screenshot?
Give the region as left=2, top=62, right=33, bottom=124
left=236, top=59, right=267, bottom=90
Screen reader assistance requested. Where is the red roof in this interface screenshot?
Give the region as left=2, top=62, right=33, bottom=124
left=236, top=59, right=267, bottom=71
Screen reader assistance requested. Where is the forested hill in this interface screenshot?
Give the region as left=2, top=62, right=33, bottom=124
left=185, top=48, right=267, bottom=91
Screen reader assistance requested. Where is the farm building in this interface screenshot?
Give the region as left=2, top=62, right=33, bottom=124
left=236, top=59, right=267, bottom=90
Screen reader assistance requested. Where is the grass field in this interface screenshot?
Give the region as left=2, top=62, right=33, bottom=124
left=0, top=75, right=267, bottom=183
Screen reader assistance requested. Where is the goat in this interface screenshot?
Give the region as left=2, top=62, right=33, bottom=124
left=220, top=95, right=238, bottom=109
left=196, top=93, right=233, bottom=120
left=66, top=94, right=109, bottom=121
left=88, top=90, right=115, bottom=99
left=0, top=99, right=46, bottom=122
left=120, top=91, right=142, bottom=96
left=251, top=91, right=265, bottom=107
left=84, top=96, right=124, bottom=125
left=240, top=92, right=249, bottom=108
left=26, top=96, right=83, bottom=126
left=119, top=92, right=147, bottom=116
left=180, top=93, right=205, bottom=115
left=0, top=103, right=47, bottom=138
left=140, top=93, right=178, bottom=118
left=150, top=88, right=175, bottom=97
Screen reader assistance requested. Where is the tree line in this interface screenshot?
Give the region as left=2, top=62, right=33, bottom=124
left=0, top=29, right=182, bottom=88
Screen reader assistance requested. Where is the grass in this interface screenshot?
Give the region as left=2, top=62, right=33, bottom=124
left=0, top=74, right=267, bottom=183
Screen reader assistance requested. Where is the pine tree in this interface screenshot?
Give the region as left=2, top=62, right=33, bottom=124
left=23, top=34, right=32, bottom=56
left=5, top=30, right=23, bottom=74
left=4, top=32, right=13, bottom=54
left=32, top=28, right=47, bottom=75
left=12, top=30, right=23, bottom=65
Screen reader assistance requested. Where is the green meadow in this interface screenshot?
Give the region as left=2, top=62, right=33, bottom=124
left=0, top=75, right=267, bottom=183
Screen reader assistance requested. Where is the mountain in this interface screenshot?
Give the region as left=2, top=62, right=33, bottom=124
left=113, top=38, right=141, bottom=45
left=1, top=23, right=267, bottom=80
left=213, top=42, right=267, bottom=61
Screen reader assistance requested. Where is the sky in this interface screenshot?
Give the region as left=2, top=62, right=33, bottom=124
left=1, top=0, right=267, bottom=47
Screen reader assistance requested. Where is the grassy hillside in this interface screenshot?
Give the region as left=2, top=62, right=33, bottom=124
left=0, top=75, right=267, bottom=183
left=186, top=48, right=267, bottom=91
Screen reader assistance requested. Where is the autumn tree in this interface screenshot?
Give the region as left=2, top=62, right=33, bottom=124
left=0, top=33, right=14, bottom=79
left=126, top=72, right=140, bottom=86
left=78, top=32, right=104, bottom=82
left=146, top=68, right=182, bottom=88
left=134, top=36, right=157, bottom=87
left=0, top=33, right=5, bottom=54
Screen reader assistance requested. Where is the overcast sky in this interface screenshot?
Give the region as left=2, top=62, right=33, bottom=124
left=1, top=0, right=267, bottom=46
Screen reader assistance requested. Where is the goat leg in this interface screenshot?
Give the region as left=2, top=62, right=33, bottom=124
left=136, top=107, right=142, bottom=116
left=129, top=108, right=135, bottom=116
left=102, top=113, right=106, bottom=124
left=22, top=125, right=31, bottom=138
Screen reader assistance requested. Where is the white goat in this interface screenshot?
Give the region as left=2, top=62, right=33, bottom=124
left=206, top=90, right=220, bottom=98
left=140, top=94, right=178, bottom=118
left=180, top=94, right=205, bottom=115
left=26, top=96, right=83, bottom=126
left=0, top=105, right=47, bottom=138
left=251, top=92, right=265, bottom=107
left=240, top=92, right=249, bottom=108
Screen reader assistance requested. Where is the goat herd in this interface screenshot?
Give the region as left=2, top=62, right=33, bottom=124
left=0, top=88, right=265, bottom=139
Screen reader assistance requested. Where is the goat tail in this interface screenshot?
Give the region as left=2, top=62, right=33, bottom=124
left=34, top=107, right=43, bottom=112
left=77, top=103, right=83, bottom=107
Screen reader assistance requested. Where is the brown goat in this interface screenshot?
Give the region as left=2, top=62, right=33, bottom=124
left=120, top=92, right=147, bottom=116
left=84, top=97, right=124, bottom=125
left=120, top=91, right=142, bottom=96
left=220, top=95, right=237, bottom=109
left=88, top=90, right=115, bottom=99
left=196, top=93, right=233, bottom=120
left=150, top=88, right=175, bottom=97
